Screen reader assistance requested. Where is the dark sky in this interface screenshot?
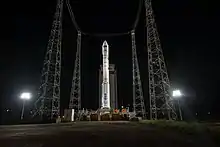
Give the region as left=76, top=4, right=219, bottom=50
left=1, top=0, right=220, bottom=122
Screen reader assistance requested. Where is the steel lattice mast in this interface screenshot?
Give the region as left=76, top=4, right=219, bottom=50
left=144, top=0, right=177, bottom=120
left=34, top=0, right=63, bottom=120
left=69, top=31, right=82, bottom=112
left=131, top=30, right=146, bottom=118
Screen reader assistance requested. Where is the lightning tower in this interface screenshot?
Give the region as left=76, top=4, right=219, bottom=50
left=34, top=0, right=63, bottom=120
left=131, top=30, right=146, bottom=118
left=145, top=0, right=177, bottom=120
left=69, top=31, right=82, bottom=112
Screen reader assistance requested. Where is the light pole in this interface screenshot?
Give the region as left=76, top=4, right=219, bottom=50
left=172, top=90, right=183, bottom=121
left=20, top=92, right=31, bottom=120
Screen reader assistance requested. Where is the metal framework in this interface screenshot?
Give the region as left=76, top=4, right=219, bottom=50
left=34, top=0, right=63, bottom=120
left=69, top=31, right=82, bottom=112
left=32, top=0, right=177, bottom=121
left=145, top=0, right=176, bottom=120
left=131, top=30, right=146, bottom=118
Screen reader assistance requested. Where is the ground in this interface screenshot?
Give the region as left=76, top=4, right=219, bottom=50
left=0, top=121, right=219, bottom=147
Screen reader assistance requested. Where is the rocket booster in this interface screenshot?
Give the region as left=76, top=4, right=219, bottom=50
left=101, top=41, right=110, bottom=109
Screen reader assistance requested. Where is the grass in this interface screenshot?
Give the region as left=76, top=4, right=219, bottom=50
left=1, top=120, right=219, bottom=147
left=139, top=120, right=220, bottom=145
left=140, top=120, right=208, bottom=134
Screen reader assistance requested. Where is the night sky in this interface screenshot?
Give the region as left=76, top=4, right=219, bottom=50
left=1, top=0, right=220, bottom=123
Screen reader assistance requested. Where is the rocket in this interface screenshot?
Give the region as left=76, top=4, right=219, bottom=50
left=101, top=41, right=110, bottom=109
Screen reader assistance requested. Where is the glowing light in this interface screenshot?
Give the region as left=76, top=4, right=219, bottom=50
left=172, top=90, right=182, bottom=97
left=71, top=109, right=74, bottom=121
left=20, top=92, right=31, bottom=100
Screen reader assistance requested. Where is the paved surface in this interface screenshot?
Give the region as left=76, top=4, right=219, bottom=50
left=0, top=121, right=219, bottom=147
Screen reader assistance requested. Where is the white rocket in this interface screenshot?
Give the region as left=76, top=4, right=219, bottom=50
left=101, top=41, right=110, bottom=109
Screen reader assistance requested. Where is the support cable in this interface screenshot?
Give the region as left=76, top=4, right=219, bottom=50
left=131, top=0, right=143, bottom=30
left=66, top=0, right=143, bottom=37
left=86, top=32, right=130, bottom=37
left=66, top=0, right=81, bottom=31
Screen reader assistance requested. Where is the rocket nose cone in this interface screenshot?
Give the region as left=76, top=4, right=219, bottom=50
left=102, top=41, right=108, bottom=47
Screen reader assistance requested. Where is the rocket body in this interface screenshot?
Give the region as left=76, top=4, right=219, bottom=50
left=101, top=41, right=110, bottom=109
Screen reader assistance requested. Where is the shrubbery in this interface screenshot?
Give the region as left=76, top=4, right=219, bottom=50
left=80, top=115, right=89, bottom=121
left=101, top=114, right=110, bottom=121
left=130, top=117, right=139, bottom=122
left=90, top=114, right=98, bottom=121
left=111, top=114, right=122, bottom=121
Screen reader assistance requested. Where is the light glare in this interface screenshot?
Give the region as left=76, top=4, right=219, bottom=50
left=172, top=90, right=182, bottom=97
left=71, top=109, right=74, bottom=121
left=20, top=92, right=31, bottom=100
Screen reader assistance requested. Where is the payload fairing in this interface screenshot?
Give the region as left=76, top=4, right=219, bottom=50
left=101, top=41, right=110, bottom=109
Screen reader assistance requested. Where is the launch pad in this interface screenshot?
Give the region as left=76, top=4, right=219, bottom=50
left=63, top=41, right=125, bottom=122
left=63, top=107, right=134, bottom=122
left=34, top=0, right=178, bottom=121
